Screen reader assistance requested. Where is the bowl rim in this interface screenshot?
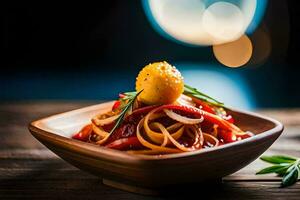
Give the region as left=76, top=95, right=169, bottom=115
left=28, top=102, right=284, bottom=163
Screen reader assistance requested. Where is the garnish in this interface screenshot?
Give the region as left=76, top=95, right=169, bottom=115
left=73, top=61, right=252, bottom=154
left=256, top=155, right=300, bottom=187
left=135, top=61, right=184, bottom=105
left=119, top=91, right=138, bottom=108
left=109, top=90, right=143, bottom=134
left=183, top=84, right=225, bottom=107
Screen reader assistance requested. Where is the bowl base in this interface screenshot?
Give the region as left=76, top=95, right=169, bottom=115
left=102, top=178, right=223, bottom=195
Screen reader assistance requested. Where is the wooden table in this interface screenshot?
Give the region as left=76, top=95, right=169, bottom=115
left=1, top=102, right=300, bottom=199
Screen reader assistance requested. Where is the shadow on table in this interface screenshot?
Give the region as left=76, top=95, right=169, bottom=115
left=0, top=156, right=283, bottom=200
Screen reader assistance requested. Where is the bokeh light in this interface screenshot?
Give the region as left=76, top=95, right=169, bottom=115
left=248, top=27, right=272, bottom=66
left=142, top=0, right=262, bottom=46
left=177, top=63, right=256, bottom=109
left=202, top=2, right=244, bottom=44
left=213, top=35, right=253, bottom=67
left=143, top=0, right=269, bottom=67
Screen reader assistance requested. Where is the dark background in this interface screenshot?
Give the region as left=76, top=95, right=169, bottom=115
left=1, top=1, right=300, bottom=108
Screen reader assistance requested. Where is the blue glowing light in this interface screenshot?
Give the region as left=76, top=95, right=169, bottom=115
left=246, top=0, right=268, bottom=34
left=176, top=63, right=256, bottom=110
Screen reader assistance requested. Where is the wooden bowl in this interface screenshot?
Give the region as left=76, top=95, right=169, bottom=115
left=29, top=102, right=283, bottom=195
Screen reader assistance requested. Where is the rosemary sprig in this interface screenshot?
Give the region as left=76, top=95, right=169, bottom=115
left=256, top=155, right=300, bottom=187
left=183, top=84, right=225, bottom=107
left=109, top=90, right=143, bottom=134
left=119, top=91, right=137, bottom=108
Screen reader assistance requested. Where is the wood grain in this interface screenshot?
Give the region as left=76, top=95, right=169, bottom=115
left=1, top=102, right=300, bottom=199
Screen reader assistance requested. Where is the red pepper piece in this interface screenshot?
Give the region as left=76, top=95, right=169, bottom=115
left=222, top=114, right=234, bottom=124
left=201, top=120, right=214, bottom=133
left=217, top=129, right=237, bottom=143
left=218, top=141, right=225, bottom=146
left=72, top=124, right=92, bottom=141
left=105, top=123, right=136, bottom=144
left=156, top=104, right=236, bottom=131
left=193, top=98, right=235, bottom=124
left=105, top=137, right=143, bottom=150
left=126, top=105, right=159, bottom=122
left=158, top=104, right=203, bottom=117
left=223, top=114, right=235, bottom=124
left=112, top=100, right=121, bottom=110
left=239, top=132, right=255, bottom=139
left=101, top=122, right=115, bottom=132
left=191, top=97, right=215, bottom=114
left=191, top=97, right=235, bottom=124
left=131, top=105, right=159, bottom=116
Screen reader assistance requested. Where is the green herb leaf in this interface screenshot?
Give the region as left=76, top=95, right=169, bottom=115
left=276, top=165, right=293, bottom=177
left=119, top=91, right=138, bottom=105
left=282, top=165, right=299, bottom=187
left=183, top=84, right=225, bottom=107
left=256, top=165, right=291, bottom=175
left=256, top=154, right=300, bottom=188
left=260, top=155, right=297, bottom=164
left=109, top=90, right=143, bottom=134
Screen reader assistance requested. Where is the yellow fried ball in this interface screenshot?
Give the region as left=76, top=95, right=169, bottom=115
left=135, top=61, right=184, bottom=105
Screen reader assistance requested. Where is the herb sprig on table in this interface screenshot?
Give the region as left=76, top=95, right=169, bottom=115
left=256, top=155, right=300, bottom=187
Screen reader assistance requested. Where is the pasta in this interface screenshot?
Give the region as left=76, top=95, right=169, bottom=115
left=72, top=61, right=253, bottom=155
